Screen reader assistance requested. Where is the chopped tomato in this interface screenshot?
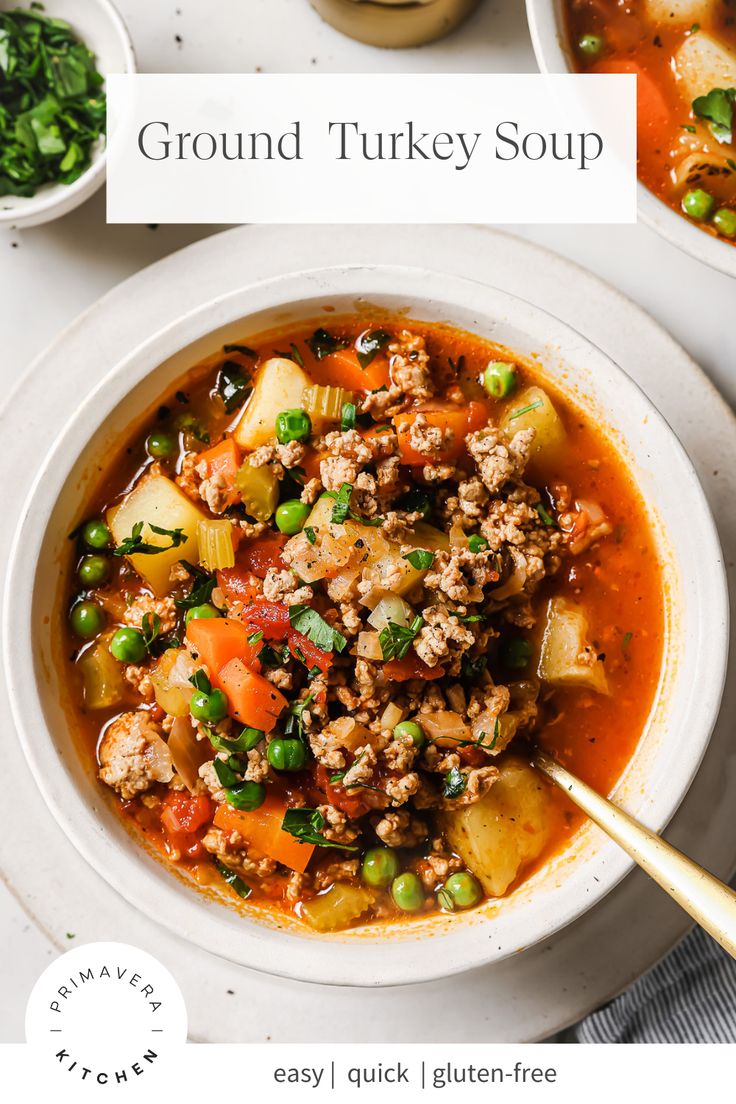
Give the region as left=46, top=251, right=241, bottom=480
left=217, top=659, right=287, bottom=732
left=214, top=796, right=314, bottom=873
left=234, top=533, right=288, bottom=580
left=243, top=600, right=334, bottom=674
left=312, top=763, right=371, bottom=819
left=393, top=401, right=490, bottom=465
left=186, top=616, right=262, bottom=676
left=161, top=792, right=214, bottom=860
left=383, top=655, right=444, bottom=682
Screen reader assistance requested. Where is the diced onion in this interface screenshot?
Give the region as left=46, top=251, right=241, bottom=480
left=420, top=710, right=471, bottom=748
left=235, top=459, right=279, bottom=521
left=356, top=631, right=383, bottom=660
left=78, top=640, right=125, bottom=710
left=449, top=522, right=468, bottom=548
left=168, top=716, right=210, bottom=792
left=367, top=594, right=413, bottom=630
left=380, top=702, right=404, bottom=730
left=150, top=648, right=198, bottom=718
left=198, top=519, right=235, bottom=571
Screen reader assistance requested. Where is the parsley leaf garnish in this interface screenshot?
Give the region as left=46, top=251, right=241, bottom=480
left=304, top=526, right=317, bottom=545
left=217, top=361, right=251, bottom=413
left=281, top=807, right=358, bottom=851
left=403, top=548, right=434, bottom=571
left=175, top=562, right=216, bottom=611
left=275, top=343, right=305, bottom=368
left=443, top=766, right=467, bottom=799
left=510, top=399, right=543, bottom=420
left=288, top=605, right=347, bottom=654
left=222, top=343, right=257, bottom=358
left=535, top=502, right=556, bottom=527
left=692, top=87, right=736, bottom=144
left=356, top=329, right=391, bottom=370
left=306, top=327, right=349, bottom=360
left=379, top=616, right=424, bottom=662
left=113, top=521, right=187, bottom=557
left=214, top=859, right=252, bottom=898
left=325, top=484, right=385, bottom=527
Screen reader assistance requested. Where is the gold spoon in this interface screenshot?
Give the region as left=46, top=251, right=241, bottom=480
left=532, top=749, right=736, bottom=959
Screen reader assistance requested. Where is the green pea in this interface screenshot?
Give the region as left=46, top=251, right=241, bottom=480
left=275, top=408, right=311, bottom=445
left=391, top=872, right=425, bottom=912
left=468, top=533, right=489, bottom=554
left=713, top=207, right=736, bottom=238
left=481, top=361, right=517, bottom=400
left=361, top=847, right=400, bottom=888
left=190, top=688, right=228, bottom=724
left=393, top=720, right=425, bottom=748
left=577, top=33, right=604, bottom=59
left=267, top=738, right=307, bottom=771
left=225, top=780, right=266, bottom=811
left=443, top=871, right=483, bottom=909
left=185, top=603, right=220, bottom=625
left=69, top=600, right=106, bottom=640
left=77, top=554, right=110, bottom=587
left=682, top=188, right=714, bottom=221
left=109, top=627, right=147, bottom=663
left=81, top=519, right=111, bottom=550
left=146, top=431, right=176, bottom=459
left=275, top=499, right=311, bottom=535
left=500, top=637, right=532, bottom=670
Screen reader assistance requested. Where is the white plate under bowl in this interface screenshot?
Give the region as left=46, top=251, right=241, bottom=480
left=2, top=262, right=728, bottom=987
left=525, top=0, right=736, bottom=281
left=0, top=0, right=135, bottom=229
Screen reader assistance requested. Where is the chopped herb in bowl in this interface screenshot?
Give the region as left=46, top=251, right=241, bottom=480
left=0, top=6, right=106, bottom=197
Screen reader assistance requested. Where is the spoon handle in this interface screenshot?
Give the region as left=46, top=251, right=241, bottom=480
left=534, top=750, right=736, bottom=958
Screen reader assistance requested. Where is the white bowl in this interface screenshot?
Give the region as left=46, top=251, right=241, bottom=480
left=525, top=0, right=736, bottom=280
left=3, top=265, right=728, bottom=985
left=0, top=0, right=135, bottom=229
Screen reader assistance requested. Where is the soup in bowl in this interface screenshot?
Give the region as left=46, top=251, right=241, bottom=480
left=527, top=0, right=736, bottom=277
left=3, top=267, right=727, bottom=984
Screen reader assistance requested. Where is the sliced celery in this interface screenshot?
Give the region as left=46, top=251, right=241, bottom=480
left=197, top=519, right=236, bottom=571
left=235, top=459, right=279, bottom=521
left=302, top=384, right=354, bottom=428
left=78, top=640, right=125, bottom=710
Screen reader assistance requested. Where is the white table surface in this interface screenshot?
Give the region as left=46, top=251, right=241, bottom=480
left=0, top=0, right=734, bottom=1043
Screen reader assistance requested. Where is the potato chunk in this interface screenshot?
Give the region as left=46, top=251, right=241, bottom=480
left=441, top=757, right=563, bottom=897
left=500, top=386, right=565, bottom=466
left=644, top=0, right=717, bottom=24
left=233, top=356, right=312, bottom=450
left=301, top=883, right=374, bottom=932
left=107, top=473, right=205, bottom=596
left=676, top=31, right=736, bottom=103
left=537, top=597, right=609, bottom=695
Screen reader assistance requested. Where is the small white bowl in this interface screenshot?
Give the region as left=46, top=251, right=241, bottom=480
left=0, top=0, right=135, bottom=229
left=526, top=0, right=736, bottom=280
left=3, top=265, right=728, bottom=986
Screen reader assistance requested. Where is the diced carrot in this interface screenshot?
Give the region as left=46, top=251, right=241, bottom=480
left=196, top=438, right=242, bottom=507
left=186, top=617, right=261, bottom=676
left=301, top=446, right=327, bottom=483
left=383, top=655, right=445, bottom=682
left=214, top=796, right=314, bottom=873
left=217, top=659, right=287, bottom=732
left=393, top=401, right=490, bottom=465
left=318, top=347, right=390, bottom=392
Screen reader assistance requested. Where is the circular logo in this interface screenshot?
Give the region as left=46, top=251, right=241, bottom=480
left=26, top=942, right=188, bottom=1087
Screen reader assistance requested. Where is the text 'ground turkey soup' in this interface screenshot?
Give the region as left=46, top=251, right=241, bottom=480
left=65, top=317, right=664, bottom=932
left=565, top=0, right=736, bottom=244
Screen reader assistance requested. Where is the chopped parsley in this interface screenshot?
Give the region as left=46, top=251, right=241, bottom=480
left=189, top=668, right=212, bottom=694
left=141, top=612, right=162, bottom=652
left=356, top=329, right=391, bottom=370
left=113, top=521, right=186, bottom=558
left=175, top=562, right=216, bottom=611
left=247, top=630, right=264, bottom=646
left=622, top=631, right=633, bottom=656
left=306, top=327, right=349, bottom=360
left=443, top=766, right=467, bottom=800
left=341, top=401, right=357, bottom=432
left=535, top=502, right=556, bottom=527
left=214, top=859, right=252, bottom=898
left=403, top=548, right=434, bottom=571
left=379, top=616, right=424, bottom=662
left=288, top=605, right=347, bottom=654
left=284, top=692, right=315, bottom=741
left=217, top=361, right=251, bottom=413
left=509, top=399, right=543, bottom=420
left=222, top=343, right=257, bottom=358
left=304, top=526, right=317, bottom=545
left=325, top=484, right=385, bottom=527
left=281, top=807, right=358, bottom=851
left=692, top=87, right=736, bottom=145
left=437, top=887, right=455, bottom=912
left=275, top=342, right=305, bottom=368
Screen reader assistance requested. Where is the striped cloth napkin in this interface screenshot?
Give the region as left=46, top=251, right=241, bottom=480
left=574, top=926, right=736, bottom=1043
